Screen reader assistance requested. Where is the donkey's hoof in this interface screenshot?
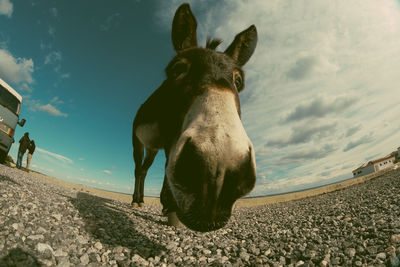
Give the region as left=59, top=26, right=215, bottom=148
left=132, top=202, right=139, bottom=208
left=139, top=202, right=144, bottom=207
left=168, top=212, right=184, bottom=228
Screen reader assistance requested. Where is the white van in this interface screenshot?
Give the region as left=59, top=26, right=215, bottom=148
left=0, top=78, right=26, bottom=163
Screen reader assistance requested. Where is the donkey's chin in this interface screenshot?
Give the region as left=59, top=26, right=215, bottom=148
left=176, top=207, right=232, bottom=232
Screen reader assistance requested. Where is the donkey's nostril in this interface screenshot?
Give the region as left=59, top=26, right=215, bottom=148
left=173, top=140, right=205, bottom=191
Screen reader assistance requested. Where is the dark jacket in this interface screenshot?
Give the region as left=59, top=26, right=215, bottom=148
left=19, top=134, right=30, bottom=152
left=28, top=141, right=36, bottom=154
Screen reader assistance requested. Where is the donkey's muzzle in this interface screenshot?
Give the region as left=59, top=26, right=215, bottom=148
left=170, top=139, right=256, bottom=231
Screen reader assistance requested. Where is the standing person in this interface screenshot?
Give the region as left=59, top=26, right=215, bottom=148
left=26, top=140, right=36, bottom=171
left=17, top=132, right=30, bottom=169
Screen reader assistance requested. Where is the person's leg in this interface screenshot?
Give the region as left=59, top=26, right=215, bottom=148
left=16, top=150, right=22, bottom=168
left=26, top=153, right=32, bottom=170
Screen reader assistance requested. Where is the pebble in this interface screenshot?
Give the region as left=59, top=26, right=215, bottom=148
left=345, top=247, right=356, bottom=257
left=94, top=241, right=103, bottom=250
left=80, top=253, right=90, bottom=265
left=54, top=249, right=68, bottom=257
left=76, top=235, right=88, bottom=244
left=392, top=234, right=400, bottom=243
left=52, top=214, right=62, bottom=221
left=28, top=234, right=45, bottom=240
left=37, top=243, right=54, bottom=254
left=376, top=252, right=386, bottom=260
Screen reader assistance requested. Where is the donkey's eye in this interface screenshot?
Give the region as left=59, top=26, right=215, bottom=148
left=233, top=73, right=243, bottom=90
left=171, top=62, right=188, bottom=79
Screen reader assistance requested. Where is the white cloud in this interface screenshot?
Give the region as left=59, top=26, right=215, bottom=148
left=100, top=13, right=122, bottom=32
left=0, top=49, right=34, bottom=85
left=31, top=164, right=55, bottom=173
left=60, top=73, right=70, bottom=79
left=156, top=0, right=400, bottom=196
left=36, top=147, right=73, bottom=164
left=50, top=96, right=63, bottom=105
left=103, top=170, right=112, bottom=174
left=284, top=95, right=357, bottom=122
left=66, top=175, right=118, bottom=189
left=44, top=51, right=62, bottom=65
left=49, top=7, right=58, bottom=18
left=37, top=103, right=68, bottom=117
left=48, top=26, right=55, bottom=37
left=0, top=0, right=13, bottom=17
left=25, top=97, right=68, bottom=117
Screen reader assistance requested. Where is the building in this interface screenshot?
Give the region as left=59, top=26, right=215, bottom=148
left=352, top=154, right=396, bottom=178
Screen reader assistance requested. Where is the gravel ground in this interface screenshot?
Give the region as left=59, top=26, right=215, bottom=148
left=1, top=164, right=400, bottom=267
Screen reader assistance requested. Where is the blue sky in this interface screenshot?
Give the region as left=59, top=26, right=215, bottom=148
left=1, top=0, right=400, bottom=197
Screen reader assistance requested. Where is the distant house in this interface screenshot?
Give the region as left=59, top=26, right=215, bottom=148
left=352, top=154, right=396, bottom=178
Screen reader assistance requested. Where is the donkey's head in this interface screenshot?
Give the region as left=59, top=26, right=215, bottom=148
left=164, top=3, right=257, bottom=232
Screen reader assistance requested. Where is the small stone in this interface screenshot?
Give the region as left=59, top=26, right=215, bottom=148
left=56, top=258, right=70, bottom=267
left=331, top=257, right=340, bottom=265
left=28, top=234, right=44, bottom=240
left=166, top=241, right=178, bottom=250
left=240, top=251, right=250, bottom=262
left=101, top=253, right=109, bottom=263
left=37, top=243, right=54, bottom=257
left=376, top=252, right=386, bottom=260
left=392, top=234, right=400, bottom=243
left=203, top=249, right=212, bottom=255
left=80, top=253, right=89, bottom=265
left=354, top=260, right=362, bottom=266
left=367, top=246, right=378, bottom=255
left=94, top=241, right=103, bottom=250
left=114, top=254, right=126, bottom=261
left=37, top=227, right=47, bottom=234
left=113, top=246, right=123, bottom=254
left=199, top=256, right=207, bottom=261
left=264, top=248, right=271, bottom=256
left=77, top=235, right=88, bottom=244
left=320, top=260, right=328, bottom=267
left=296, top=260, right=305, bottom=266
left=345, top=248, right=356, bottom=257
left=131, top=254, right=147, bottom=265
left=52, top=214, right=62, bottom=221
left=11, top=223, right=19, bottom=230
left=54, top=249, right=68, bottom=257
left=42, top=259, right=53, bottom=266
left=89, top=253, right=100, bottom=263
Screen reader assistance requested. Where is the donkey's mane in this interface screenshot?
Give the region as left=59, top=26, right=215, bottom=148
left=206, top=38, right=223, bottom=50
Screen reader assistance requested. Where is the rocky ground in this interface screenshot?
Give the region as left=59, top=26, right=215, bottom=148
left=1, top=164, right=400, bottom=266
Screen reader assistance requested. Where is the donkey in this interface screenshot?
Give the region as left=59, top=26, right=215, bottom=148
left=131, top=3, right=257, bottom=232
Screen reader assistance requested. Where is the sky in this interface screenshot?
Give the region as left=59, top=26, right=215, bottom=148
left=0, top=0, right=399, bottom=197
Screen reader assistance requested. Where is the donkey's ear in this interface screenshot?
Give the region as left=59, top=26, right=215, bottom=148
left=225, top=25, right=258, bottom=66
left=171, top=3, right=198, bottom=52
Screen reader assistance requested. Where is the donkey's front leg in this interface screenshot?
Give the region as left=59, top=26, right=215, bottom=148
left=160, top=177, right=184, bottom=227
left=132, top=140, right=158, bottom=207
left=136, top=149, right=157, bottom=207
left=132, top=134, right=145, bottom=207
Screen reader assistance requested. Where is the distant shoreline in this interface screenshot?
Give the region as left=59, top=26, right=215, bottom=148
left=26, top=164, right=399, bottom=208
